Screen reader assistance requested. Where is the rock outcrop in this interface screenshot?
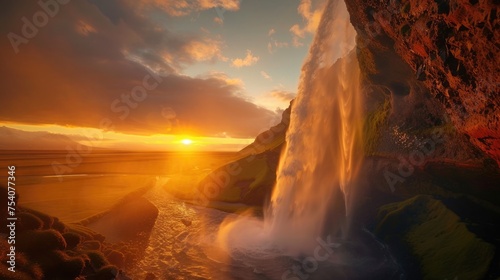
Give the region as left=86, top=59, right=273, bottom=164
left=345, top=0, right=500, bottom=165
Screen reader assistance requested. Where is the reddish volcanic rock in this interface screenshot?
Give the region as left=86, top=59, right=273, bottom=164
left=346, top=0, right=500, bottom=166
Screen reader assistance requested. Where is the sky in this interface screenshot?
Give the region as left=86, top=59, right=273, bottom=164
left=0, top=0, right=325, bottom=150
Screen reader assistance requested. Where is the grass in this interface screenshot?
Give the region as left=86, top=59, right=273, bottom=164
left=357, top=43, right=378, bottom=79
left=376, top=195, right=495, bottom=279
left=198, top=154, right=276, bottom=205
left=363, top=98, right=391, bottom=155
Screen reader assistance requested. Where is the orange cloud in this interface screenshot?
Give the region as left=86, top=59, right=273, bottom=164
left=75, top=20, right=97, bottom=36
left=0, top=1, right=276, bottom=138
left=183, top=38, right=225, bottom=62
left=290, top=0, right=326, bottom=46
left=204, top=71, right=245, bottom=87
left=231, top=50, right=259, bottom=68
left=126, top=0, right=240, bottom=17
left=213, top=16, right=224, bottom=25
left=269, top=90, right=296, bottom=101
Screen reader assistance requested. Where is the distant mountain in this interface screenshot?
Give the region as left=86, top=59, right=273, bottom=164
left=0, top=126, right=87, bottom=150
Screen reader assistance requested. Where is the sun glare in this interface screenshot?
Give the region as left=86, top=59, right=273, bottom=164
left=181, top=139, right=193, bottom=145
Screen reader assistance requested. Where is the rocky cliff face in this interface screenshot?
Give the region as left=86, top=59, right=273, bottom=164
left=345, top=0, right=500, bottom=166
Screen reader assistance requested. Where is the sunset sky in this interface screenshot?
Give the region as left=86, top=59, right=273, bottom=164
left=0, top=0, right=323, bottom=150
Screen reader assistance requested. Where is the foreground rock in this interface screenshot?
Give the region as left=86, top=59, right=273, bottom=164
left=0, top=185, right=158, bottom=279
left=0, top=207, right=130, bottom=279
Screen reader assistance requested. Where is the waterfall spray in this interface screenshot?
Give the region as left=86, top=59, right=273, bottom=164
left=217, top=0, right=363, bottom=256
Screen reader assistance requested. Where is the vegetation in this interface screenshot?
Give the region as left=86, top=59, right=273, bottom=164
left=363, top=98, right=391, bottom=155
left=376, top=195, right=495, bottom=280
left=197, top=152, right=277, bottom=206
left=357, top=43, right=378, bottom=78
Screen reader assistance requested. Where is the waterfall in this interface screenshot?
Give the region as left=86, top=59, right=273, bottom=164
left=217, top=0, right=363, bottom=256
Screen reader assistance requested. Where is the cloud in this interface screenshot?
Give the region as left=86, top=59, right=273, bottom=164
left=183, top=38, right=225, bottom=62
left=290, top=0, right=326, bottom=46
left=269, top=90, right=296, bottom=101
left=0, top=1, right=276, bottom=138
left=214, top=16, right=224, bottom=25
left=268, top=28, right=276, bottom=36
left=124, top=0, right=240, bottom=17
left=80, top=0, right=229, bottom=72
left=260, top=71, right=272, bottom=81
left=75, top=20, right=97, bottom=37
left=231, top=50, right=259, bottom=68
left=204, top=71, right=245, bottom=87
left=267, top=39, right=289, bottom=53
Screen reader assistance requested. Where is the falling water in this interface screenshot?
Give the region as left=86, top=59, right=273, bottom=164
left=265, top=0, right=362, bottom=253
left=217, top=0, right=363, bottom=258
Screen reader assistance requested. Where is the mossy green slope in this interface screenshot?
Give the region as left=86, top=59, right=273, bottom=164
left=376, top=195, right=495, bottom=280
left=363, top=97, right=391, bottom=155
left=197, top=148, right=280, bottom=206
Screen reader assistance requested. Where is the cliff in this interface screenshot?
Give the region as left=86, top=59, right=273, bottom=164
left=195, top=1, right=500, bottom=278
left=345, top=0, right=500, bottom=166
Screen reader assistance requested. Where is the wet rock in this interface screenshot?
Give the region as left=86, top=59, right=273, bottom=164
left=345, top=0, right=500, bottom=165
left=181, top=218, right=192, bottom=227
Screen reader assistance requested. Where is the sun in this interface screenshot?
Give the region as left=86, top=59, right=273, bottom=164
left=181, top=139, right=193, bottom=145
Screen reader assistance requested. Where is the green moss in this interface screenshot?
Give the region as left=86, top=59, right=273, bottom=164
left=357, top=45, right=378, bottom=78
left=198, top=153, right=277, bottom=205
left=376, top=195, right=495, bottom=279
left=363, top=98, right=391, bottom=155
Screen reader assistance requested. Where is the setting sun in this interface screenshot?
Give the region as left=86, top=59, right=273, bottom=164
left=181, top=139, right=193, bottom=145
